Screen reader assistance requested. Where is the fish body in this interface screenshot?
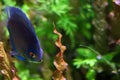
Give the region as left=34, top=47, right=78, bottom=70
left=6, top=7, right=43, bottom=62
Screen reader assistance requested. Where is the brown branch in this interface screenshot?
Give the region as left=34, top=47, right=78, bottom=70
left=110, top=0, right=120, bottom=40
left=93, top=0, right=108, bottom=54
left=52, top=27, right=68, bottom=80
left=0, top=42, right=20, bottom=80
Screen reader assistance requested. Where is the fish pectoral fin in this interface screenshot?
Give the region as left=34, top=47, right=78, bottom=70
left=14, top=55, right=26, bottom=61
left=10, top=51, right=27, bottom=61
left=10, top=51, right=19, bottom=55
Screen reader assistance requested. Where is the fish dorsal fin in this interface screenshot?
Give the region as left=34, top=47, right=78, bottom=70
left=6, top=7, right=36, bottom=34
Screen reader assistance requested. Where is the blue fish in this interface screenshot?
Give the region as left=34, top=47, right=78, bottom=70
left=6, top=7, right=43, bottom=62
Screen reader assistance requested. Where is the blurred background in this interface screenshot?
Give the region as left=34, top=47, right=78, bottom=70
left=1, top=0, right=120, bottom=80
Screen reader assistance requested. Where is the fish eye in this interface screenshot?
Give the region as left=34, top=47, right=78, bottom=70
left=29, top=52, right=36, bottom=58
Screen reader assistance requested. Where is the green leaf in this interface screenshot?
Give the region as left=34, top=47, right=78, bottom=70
left=76, top=47, right=97, bottom=58
left=3, top=0, right=16, bottom=6
left=19, top=70, right=29, bottom=80
left=102, top=53, right=115, bottom=61
left=73, top=58, right=97, bottom=68
left=86, top=69, right=96, bottom=80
